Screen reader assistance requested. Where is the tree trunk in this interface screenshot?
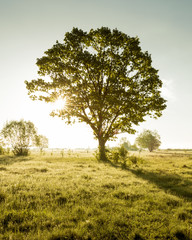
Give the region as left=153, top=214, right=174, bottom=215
left=98, top=137, right=107, bottom=162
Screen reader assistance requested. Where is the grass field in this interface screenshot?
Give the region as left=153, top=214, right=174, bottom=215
left=0, top=149, right=192, bottom=240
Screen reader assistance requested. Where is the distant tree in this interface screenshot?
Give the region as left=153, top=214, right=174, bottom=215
left=119, top=137, right=138, bottom=151
left=120, top=137, right=131, bottom=150
left=25, top=27, right=166, bottom=161
left=135, top=129, right=161, bottom=152
left=35, top=134, right=49, bottom=152
left=130, top=143, right=138, bottom=151
left=1, top=120, right=37, bottom=156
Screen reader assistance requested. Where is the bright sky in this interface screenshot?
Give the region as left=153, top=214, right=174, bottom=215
left=1, top=0, right=192, bottom=149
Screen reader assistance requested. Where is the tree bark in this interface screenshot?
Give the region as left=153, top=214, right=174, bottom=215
left=98, top=137, right=107, bottom=161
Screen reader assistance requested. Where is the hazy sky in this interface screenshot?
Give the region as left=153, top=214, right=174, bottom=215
left=0, top=0, right=192, bottom=149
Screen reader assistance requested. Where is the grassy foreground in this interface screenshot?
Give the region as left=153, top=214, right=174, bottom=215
left=0, top=150, right=192, bottom=240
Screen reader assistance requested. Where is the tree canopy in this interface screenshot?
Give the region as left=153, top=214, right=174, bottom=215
left=25, top=27, right=166, bottom=161
left=135, top=129, right=161, bottom=152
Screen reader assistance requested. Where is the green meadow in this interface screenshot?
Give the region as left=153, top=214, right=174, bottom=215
left=0, top=150, right=192, bottom=240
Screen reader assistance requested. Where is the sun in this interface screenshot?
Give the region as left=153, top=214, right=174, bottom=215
left=49, top=97, right=67, bottom=111
left=54, top=98, right=67, bottom=110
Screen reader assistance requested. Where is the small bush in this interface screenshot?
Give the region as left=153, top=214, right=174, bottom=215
left=108, top=147, right=143, bottom=167
left=128, top=155, right=144, bottom=165
left=111, top=150, right=120, bottom=163
left=129, top=156, right=138, bottom=164
left=13, top=147, right=29, bottom=156
left=108, top=145, right=128, bottom=165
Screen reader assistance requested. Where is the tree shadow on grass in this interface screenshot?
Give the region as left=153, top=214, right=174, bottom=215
left=0, top=155, right=32, bottom=165
left=129, top=168, right=192, bottom=201
left=107, top=161, right=192, bottom=201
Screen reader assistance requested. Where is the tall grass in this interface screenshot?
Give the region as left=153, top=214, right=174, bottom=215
left=0, top=150, right=192, bottom=239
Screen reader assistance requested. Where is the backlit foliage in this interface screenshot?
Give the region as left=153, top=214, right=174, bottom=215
left=25, top=27, right=166, bottom=160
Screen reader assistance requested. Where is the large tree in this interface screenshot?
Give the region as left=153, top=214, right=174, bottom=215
left=25, top=27, right=166, bottom=161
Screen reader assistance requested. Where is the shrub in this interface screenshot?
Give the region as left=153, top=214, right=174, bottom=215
left=128, top=155, right=144, bottom=165
left=108, top=145, right=128, bottom=166
left=108, top=148, right=120, bottom=163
